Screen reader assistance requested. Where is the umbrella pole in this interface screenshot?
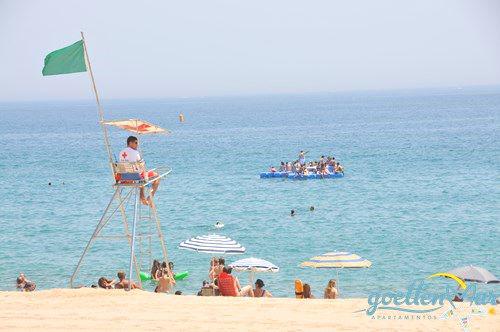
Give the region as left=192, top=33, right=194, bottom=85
left=337, top=269, right=340, bottom=297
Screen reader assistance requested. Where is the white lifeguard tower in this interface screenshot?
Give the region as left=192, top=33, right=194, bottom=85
left=69, top=119, right=172, bottom=289
left=42, top=33, right=175, bottom=288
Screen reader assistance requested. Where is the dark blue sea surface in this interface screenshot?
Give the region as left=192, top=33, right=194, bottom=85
left=0, top=88, right=498, bottom=297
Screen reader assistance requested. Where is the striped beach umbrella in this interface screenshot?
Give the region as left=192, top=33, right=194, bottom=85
left=179, top=234, right=246, bottom=254
left=447, top=265, right=499, bottom=284
left=300, top=251, right=372, bottom=269
left=300, top=251, right=371, bottom=295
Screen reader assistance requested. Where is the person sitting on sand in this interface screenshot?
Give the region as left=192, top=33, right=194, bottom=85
left=155, top=267, right=176, bottom=293
left=150, top=260, right=161, bottom=280
left=16, top=273, right=36, bottom=292
left=324, top=279, right=338, bottom=299
left=98, top=277, right=116, bottom=289
left=218, top=267, right=254, bottom=297
left=197, top=280, right=211, bottom=296
left=253, top=279, right=272, bottom=298
left=303, top=283, right=315, bottom=299
left=119, top=136, right=160, bottom=206
left=114, top=271, right=140, bottom=290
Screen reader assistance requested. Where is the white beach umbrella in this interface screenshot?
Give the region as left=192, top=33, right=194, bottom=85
left=179, top=234, right=246, bottom=255
left=229, top=257, right=279, bottom=285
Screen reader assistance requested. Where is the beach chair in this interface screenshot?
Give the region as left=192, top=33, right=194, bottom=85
left=113, top=161, right=148, bottom=183
left=201, top=287, right=216, bottom=296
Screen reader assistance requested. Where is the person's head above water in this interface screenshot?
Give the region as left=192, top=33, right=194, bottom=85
left=309, top=206, right=315, bottom=211
left=291, top=209, right=295, bottom=216
left=127, top=136, right=138, bottom=149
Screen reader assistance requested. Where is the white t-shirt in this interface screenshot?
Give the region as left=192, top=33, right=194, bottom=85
left=119, top=147, right=141, bottom=162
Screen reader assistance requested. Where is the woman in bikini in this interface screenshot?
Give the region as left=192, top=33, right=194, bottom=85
left=323, top=279, right=339, bottom=299
left=253, top=279, right=272, bottom=298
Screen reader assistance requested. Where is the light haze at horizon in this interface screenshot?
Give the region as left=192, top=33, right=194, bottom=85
left=1, top=0, right=499, bottom=102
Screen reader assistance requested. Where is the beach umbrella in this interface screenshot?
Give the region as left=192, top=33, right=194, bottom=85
left=447, top=265, right=499, bottom=284
left=300, top=251, right=372, bottom=295
left=229, top=257, right=279, bottom=285
left=179, top=234, right=246, bottom=254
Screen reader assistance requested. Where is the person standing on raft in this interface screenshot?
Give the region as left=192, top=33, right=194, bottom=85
left=298, top=150, right=308, bottom=165
left=119, top=136, right=160, bottom=206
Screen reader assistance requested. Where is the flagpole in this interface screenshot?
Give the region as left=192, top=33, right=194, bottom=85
left=80, top=31, right=114, bottom=173
left=79, top=32, right=142, bottom=285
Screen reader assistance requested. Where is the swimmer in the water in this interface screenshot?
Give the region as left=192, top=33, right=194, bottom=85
left=290, top=209, right=296, bottom=217
left=310, top=206, right=315, bottom=211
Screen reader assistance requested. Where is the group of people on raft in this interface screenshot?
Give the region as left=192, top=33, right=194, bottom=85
left=269, top=151, right=344, bottom=176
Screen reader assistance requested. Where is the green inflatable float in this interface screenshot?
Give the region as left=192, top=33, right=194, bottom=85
left=140, top=271, right=189, bottom=281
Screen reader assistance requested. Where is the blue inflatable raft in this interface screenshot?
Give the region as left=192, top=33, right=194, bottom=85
left=260, top=172, right=344, bottom=179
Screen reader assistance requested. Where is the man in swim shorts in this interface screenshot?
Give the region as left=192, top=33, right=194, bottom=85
left=119, top=136, right=160, bottom=205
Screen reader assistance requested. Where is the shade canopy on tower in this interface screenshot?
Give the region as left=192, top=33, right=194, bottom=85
left=103, top=119, right=171, bottom=135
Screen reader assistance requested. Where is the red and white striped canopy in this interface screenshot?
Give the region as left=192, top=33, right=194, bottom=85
left=103, top=119, right=170, bottom=135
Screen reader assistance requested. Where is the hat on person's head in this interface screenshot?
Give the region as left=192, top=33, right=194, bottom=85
left=255, top=279, right=265, bottom=288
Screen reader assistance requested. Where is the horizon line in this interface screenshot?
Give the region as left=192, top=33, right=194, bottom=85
left=1, top=84, right=499, bottom=105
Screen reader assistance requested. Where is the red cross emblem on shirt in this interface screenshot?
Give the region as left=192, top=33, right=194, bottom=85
left=121, top=151, right=128, bottom=159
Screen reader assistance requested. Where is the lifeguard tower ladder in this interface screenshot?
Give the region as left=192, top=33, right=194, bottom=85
left=67, top=33, right=173, bottom=288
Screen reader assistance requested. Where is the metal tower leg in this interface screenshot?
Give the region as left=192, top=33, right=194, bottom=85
left=149, top=191, right=169, bottom=265
left=117, top=188, right=142, bottom=288
left=69, top=187, right=121, bottom=288
left=128, top=188, right=140, bottom=290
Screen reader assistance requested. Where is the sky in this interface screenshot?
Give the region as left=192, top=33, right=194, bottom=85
left=0, top=0, right=499, bottom=101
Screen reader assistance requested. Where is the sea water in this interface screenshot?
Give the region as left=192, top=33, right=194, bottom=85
left=0, top=88, right=498, bottom=298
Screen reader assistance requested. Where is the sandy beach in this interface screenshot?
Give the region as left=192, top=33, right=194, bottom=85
left=0, top=289, right=497, bottom=331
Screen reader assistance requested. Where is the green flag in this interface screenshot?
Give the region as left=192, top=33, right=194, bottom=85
left=42, top=40, right=87, bottom=76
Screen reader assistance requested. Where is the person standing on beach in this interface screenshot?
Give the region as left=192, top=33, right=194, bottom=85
left=119, top=136, right=160, bottom=206
left=212, top=257, right=225, bottom=280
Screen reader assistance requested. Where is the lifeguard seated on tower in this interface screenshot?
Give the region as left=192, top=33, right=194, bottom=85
left=116, top=135, right=160, bottom=205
